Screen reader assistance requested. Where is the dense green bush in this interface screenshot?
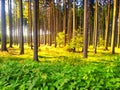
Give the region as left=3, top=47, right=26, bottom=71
left=0, top=56, right=120, bottom=90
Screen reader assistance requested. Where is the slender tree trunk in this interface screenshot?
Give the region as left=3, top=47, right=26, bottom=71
left=37, top=1, right=40, bottom=47
left=55, top=4, right=59, bottom=47
left=117, top=1, right=120, bottom=48
left=8, top=0, right=13, bottom=48
left=63, top=0, right=67, bottom=46
left=94, top=0, right=98, bottom=54
left=73, top=0, right=76, bottom=38
left=67, top=1, right=72, bottom=43
left=15, top=2, right=18, bottom=45
left=53, top=3, right=56, bottom=47
left=83, top=0, right=88, bottom=58
left=33, top=0, right=38, bottom=61
left=72, top=0, right=76, bottom=51
left=111, top=0, right=117, bottom=54
left=43, top=12, right=47, bottom=45
left=19, top=0, right=24, bottom=54
left=68, top=8, right=72, bottom=42
left=1, top=0, right=7, bottom=51
left=105, top=0, right=110, bottom=50
left=28, top=0, right=33, bottom=49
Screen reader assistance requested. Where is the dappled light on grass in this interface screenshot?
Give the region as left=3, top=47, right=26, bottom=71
left=0, top=45, right=120, bottom=63
left=0, top=45, right=120, bottom=89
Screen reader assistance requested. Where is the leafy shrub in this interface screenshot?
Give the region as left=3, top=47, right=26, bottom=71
left=67, top=30, right=83, bottom=52
left=56, top=32, right=65, bottom=47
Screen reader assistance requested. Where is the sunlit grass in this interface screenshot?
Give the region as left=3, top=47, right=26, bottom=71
left=0, top=44, right=120, bottom=64
left=0, top=44, right=120, bottom=89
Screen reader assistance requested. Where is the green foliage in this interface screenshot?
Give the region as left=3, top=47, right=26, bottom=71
left=0, top=56, right=120, bottom=90
left=56, top=32, right=65, bottom=47
left=67, top=29, right=83, bottom=51
left=98, top=37, right=105, bottom=47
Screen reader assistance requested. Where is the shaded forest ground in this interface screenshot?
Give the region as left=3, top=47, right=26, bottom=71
left=0, top=45, right=120, bottom=89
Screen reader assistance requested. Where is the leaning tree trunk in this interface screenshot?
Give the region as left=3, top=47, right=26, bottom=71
left=33, top=0, right=39, bottom=61
left=8, top=0, right=13, bottom=48
left=83, top=0, right=88, bottom=58
left=1, top=0, right=7, bottom=51
left=111, top=0, right=117, bottom=54
left=19, top=0, right=24, bottom=54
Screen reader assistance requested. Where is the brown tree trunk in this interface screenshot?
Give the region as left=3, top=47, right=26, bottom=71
left=94, top=0, right=98, bottom=54
left=63, top=0, right=67, bottom=46
left=19, top=0, right=24, bottom=54
left=28, top=0, right=33, bottom=49
left=67, top=1, right=72, bottom=43
left=83, top=0, right=88, bottom=58
left=33, top=0, right=39, bottom=61
left=1, top=0, right=7, bottom=51
left=111, top=0, right=117, bottom=54
left=43, top=12, right=47, bottom=45
left=8, top=0, right=13, bottom=48
left=117, top=1, right=120, bottom=48
left=105, top=0, right=110, bottom=50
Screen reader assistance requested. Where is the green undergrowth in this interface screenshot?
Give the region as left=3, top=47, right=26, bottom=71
left=0, top=46, right=120, bottom=89
left=0, top=56, right=120, bottom=90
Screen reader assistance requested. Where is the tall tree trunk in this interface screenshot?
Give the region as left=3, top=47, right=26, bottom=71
left=19, top=0, right=24, bottom=54
left=43, top=12, right=47, bottom=45
left=33, top=0, right=38, bottom=61
left=94, top=0, right=98, bottom=54
left=1, top=0, right=7, bottom=51
left=67, top=1, right=72, bottom=43
left=8, top=0, right=13, bottom=48
left=117, top=1, right=120, bottom=48
left=53, top=3, right=56, bottom=47
left=55, top=4, right=59, bottom=47
left=63, top=0, right=67, bottom=46
left=111, top=0, right=117, bottom=54
left=83, top=0, right=88, bottom=58
left=37, top=1, right=40, bottom=47
left=14, top=2, right=19, bottom=45
left=73, top=0, right=76, bottom=38
left=28, top=0, right=33, bottom=49
left=105, top=0, right=110, bottom=50
left=72, top=0, right=76, bottom=51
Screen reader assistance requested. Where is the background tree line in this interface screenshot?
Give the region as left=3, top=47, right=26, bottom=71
left=0, top=0, right=120, bottom=60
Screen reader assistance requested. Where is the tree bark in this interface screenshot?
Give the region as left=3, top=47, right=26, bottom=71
left=105, top=0, right=110, bottom=50
left=94, top=0, right=98, bottom=54
left=28, top=0, right=33, bottom=49
left=83, top=0, right=88, bottom=58
left=111, top=0, right=117, bottom=54
left=63, top=0, right=67, bottom=46
left=1, top=0, right=7, bottom=51
left=117, top=1, right=120, bottom=48
left=8, top=0, right=13, bottom=48
left=33, top=0, right=38, bottom=61
left=19, top=0, right=24, bottom=54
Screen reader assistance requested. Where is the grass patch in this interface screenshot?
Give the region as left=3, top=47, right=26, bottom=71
left=0, top=45, right=120, bottom=89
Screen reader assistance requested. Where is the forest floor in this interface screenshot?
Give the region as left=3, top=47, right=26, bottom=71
left=0, top=45, right=120, bottom=89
